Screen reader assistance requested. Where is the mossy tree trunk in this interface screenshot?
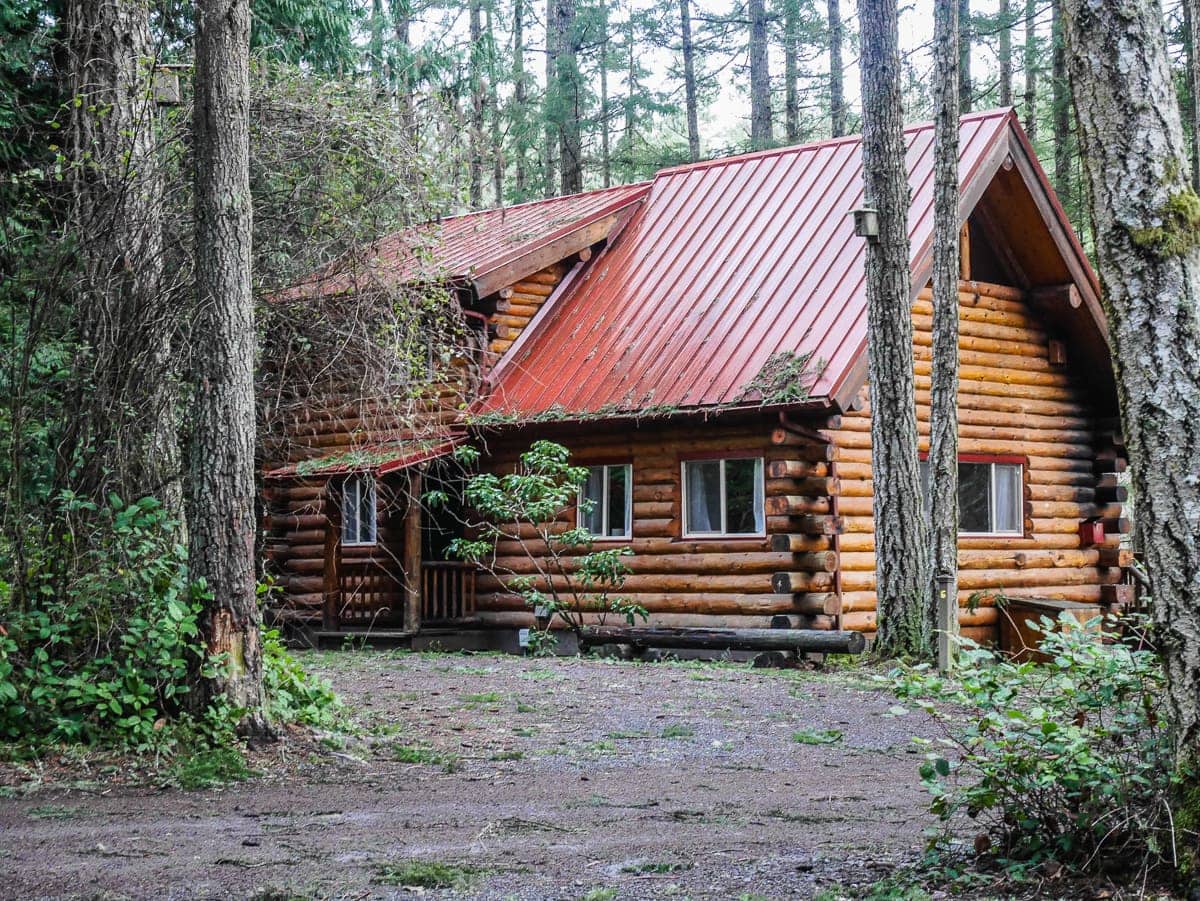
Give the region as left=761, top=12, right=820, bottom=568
left=1062, top=0, right=1200, bottom=853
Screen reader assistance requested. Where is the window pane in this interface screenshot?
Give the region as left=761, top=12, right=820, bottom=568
left=342, top=480, right=359, bottom=543
left=958, top=462, right=992, bottom=533
left=993, top=464, right=1022, bottom=533
left=606, top=465, right=629, bottom=537
left=581, top=466, right=605, bottom=536
left=724, top=458, right=763, bottom=534
left=359, top=479, right=376, bottom=543
left=685, top=461, right=722, bottom=533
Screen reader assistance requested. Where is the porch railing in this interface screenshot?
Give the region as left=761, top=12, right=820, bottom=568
left=421, top=560, right=478, bottom=623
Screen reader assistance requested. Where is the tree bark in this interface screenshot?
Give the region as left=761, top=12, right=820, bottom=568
left=599, top=0, right=611, bottom=187
left=554, top=0, right=583, bottom=194
left=391, top=0, right=414, bottom=139
left=828, top=0, right=846, bottom=136
left=958, top=0, right=972, bottom=112
left=192, top=0, right=267, bottom=734
left=929, top=0, right=960, bottom=667
left=63, top=0, right=181, bottom=516
left=785, top=0, right=800, bottom=143
left=487, top=0, right=504, bottom=204
left=998, top=0, right=1012, bottom=106
left=856, top=0, right=931, bottom=657
left=513, top=0, right=529, bottom=196
left=1051, top=0, right=1070, bottom=196
left=469, top=0, right=485, bottom=208
left=1023, top=0, right=1038, bottom=139
left=680, top=0, right=701, bottom=160
left=1186, top=0, right=1200, bottom=189
left=543, top=0, right=558, bottom=197
left=749, top=0, right=773, bottom=149
left=1062, top=0, right=1200, bottom=776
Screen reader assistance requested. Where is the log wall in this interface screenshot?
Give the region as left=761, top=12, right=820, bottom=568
left=474, top=417, right=841, bottom=631
left=828, top=280, right=1127, bottom=643
left=489, top=262, right=568, bottom=356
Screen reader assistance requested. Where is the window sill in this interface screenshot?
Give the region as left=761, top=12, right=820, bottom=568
left=680, top=533, right=767, bottom=541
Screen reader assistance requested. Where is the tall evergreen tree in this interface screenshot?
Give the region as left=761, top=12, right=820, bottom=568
left=928, top=0, right=960, bottom=669
left=680, top=0, right=702, bottom=159
left=1062, top=0, right=1200, bottom=808
left=749, top=0, right=773, bottom=148
left=1023, top=0, right=1037, bottom=139
left=191, top=0, right=267, bottom=732
left=828, top=0, right=846, bottom=136
left=958, top=0, right=972, bottom=111
left=856, top=0, right=930, bottom=657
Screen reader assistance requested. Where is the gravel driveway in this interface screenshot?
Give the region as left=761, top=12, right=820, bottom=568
left=0, top=650, right=943, bottom=899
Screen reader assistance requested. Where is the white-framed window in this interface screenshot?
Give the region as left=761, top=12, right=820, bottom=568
left=920, top=459, right=1023, bottom=536
left=341, top=474, right=378, bottom=546
left=579, top=464, right=632, bottom=539
left=682, top=456, right=765, bottom=537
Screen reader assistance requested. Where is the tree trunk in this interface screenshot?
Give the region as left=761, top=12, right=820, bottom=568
left=828, top=0, right=846, bottom=137
left=998, top=0, right=1012, bottom=106
left=391, top=0, right=414, bottom=139
left=469, top=0, right=485, bottom=208
left=191, top=0, right=267, bottom=734
left=856, top=0, right=931, bottom=657
left=1186, top=0, right=1200, bottom=189
left=1051, top=0, right=1070, bottom=197
left=1060, top=0, right=1200, bottom=767
left=599, top=0, right=611, bottom=187
left=1062, top=0, right=1200, bottom=815
left=513, top=0, right=529, bottom=197
left=749, top=0, right=772, bottom=149
left=555, top=0, right=583, bottom=194
left=680, top=0, right=701, bottom=160
left=929, top=0, right=960, bottom=668
left=543, top=0, right=558, bottom=197
left=785, top=0, right=800, bottom=143
left=62, top=0, right=181, bottom=516
left=487, top=0, right=504, bottom=205
left=1023, top=0, right=1037, bottom=139
left=958, top=0, right=972, bottom=112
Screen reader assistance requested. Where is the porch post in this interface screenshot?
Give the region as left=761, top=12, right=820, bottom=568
left=403, top=468, right=423, bottom=633
left=322, top=516, right=340, bottom=631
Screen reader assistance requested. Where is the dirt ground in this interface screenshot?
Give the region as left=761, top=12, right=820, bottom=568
left=0, top=650, right=947, bottom=900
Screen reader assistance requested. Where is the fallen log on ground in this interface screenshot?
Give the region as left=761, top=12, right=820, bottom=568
left=577, top=625, right=866, bottom=655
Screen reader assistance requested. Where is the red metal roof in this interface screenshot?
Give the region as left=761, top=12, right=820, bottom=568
left=264, top=437, right=462, bottom=479
left=481, top=109, right=1057, bottom=420
left=283, top=182, right=650, bottom=299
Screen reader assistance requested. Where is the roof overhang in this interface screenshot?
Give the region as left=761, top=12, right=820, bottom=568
left=264, top=437, right=462, bottom=480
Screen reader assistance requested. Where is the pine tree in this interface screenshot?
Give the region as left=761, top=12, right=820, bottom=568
left=828, top=0, right=846, bottom=136
left=856, top=0, right=930, bottom=657
left=749, top=0, right=773, bottom=148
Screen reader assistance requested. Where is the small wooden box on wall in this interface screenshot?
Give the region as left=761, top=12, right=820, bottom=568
left=1078, top=519, right=1106, bottom=547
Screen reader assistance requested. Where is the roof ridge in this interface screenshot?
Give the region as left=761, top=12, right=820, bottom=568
left=652, top=107, right=1016, bottom=178
left=427, top=179, right=653, bottom=226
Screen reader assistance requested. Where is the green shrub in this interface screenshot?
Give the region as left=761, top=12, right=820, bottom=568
left=0, top=494, right=215, bottom=748
left=889, top=615, right=1177, bottom=873
left=262, top=628, right=340, bottom=728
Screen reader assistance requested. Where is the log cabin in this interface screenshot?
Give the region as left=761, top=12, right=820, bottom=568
left=262, top=108, right=1130, bottom=649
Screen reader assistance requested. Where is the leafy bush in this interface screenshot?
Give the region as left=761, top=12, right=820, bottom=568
left=0, top=494, right=215, bottom=748
left=431, top=442, right=646, bottom=651
left=0, top=494, right=340, bottom=751
left=889, top=615, right=1179, bottom=874
left=262, top=628, right=340, bottom=728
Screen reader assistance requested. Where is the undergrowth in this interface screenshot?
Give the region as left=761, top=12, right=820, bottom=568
left=887, top=614, right=1181, bottom=884
left=0, top=493, right=339, bottom=765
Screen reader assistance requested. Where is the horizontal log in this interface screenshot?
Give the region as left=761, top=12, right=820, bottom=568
left=270, top=513, right=328, bottom=530
left=1099, top=517, right=1131, bottom=535
left=1100, top=583, right=1135, bottom=606
left=771, top=571, right=836, bottom=593
left=1097, top=547, right=1133, bottom=568
left=476, top=610, right=786, bottom=630
left=771, top=533, right=840, bottom=553
left=766, top=460, right=830, bottom=479
left=765, top=495, right=833, bottom=516
left=578, top=625, right=866, bottom=655
left=477, top=591, right=836, bottom=616
left=488, top=552, right=793, bottom=576
left=770, top=429, right=835, bottom=455
left=1095, top=485, right=1128, bottom=504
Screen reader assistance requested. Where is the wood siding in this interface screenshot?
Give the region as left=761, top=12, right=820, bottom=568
left=473, top=418, right=839, bottom=630
left=489, top=262, right=568, bottom=356
left=829, top=279, right=1127, bottom=642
